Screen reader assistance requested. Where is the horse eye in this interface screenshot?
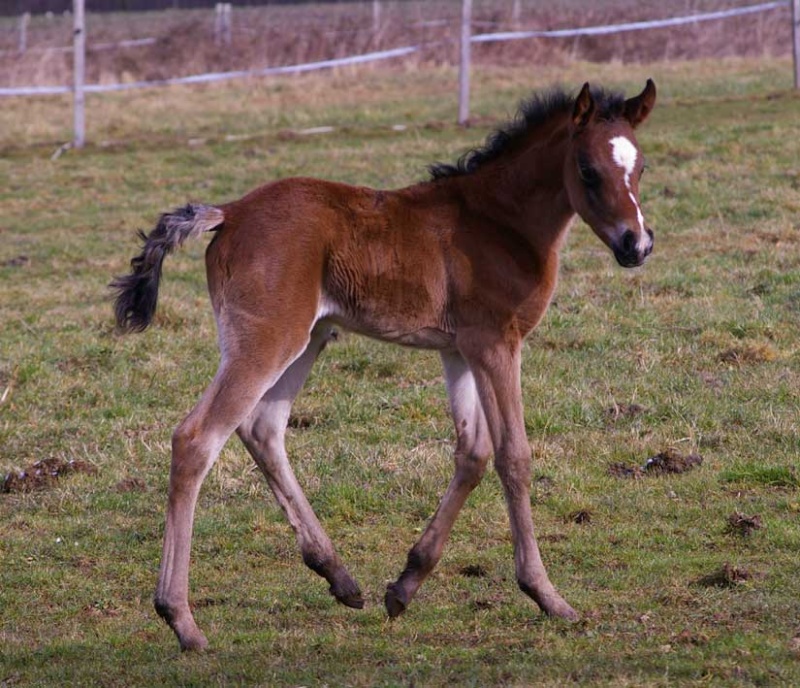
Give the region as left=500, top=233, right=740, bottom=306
left=579, top=164, right=601, bottom=188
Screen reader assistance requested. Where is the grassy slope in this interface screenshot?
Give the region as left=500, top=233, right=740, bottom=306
left=1, top=58, right=799, bottom=686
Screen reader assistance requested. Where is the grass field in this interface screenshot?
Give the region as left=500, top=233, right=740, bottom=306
left=1, top=56, right=800, bottom=686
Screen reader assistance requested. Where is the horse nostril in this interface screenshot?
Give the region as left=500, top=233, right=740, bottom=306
left=621, top=230, right=636, bottom=255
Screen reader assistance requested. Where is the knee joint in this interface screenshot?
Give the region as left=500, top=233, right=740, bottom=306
left=170, top=424, right=216, bottom=483
left=456, top=451, right=489, bottom=489
left=237, top=416, right=283, bottom=452
left=493, top=447, right=532, bottom=485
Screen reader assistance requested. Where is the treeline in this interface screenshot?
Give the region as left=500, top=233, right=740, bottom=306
left=3, top=0, right=356, bottom=16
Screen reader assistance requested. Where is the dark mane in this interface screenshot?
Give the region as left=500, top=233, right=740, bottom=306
left=429, top=86, right=627, bottom=180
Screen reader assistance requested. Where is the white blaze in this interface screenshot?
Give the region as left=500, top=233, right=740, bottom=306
left=610, top=135, right=646, bottom=236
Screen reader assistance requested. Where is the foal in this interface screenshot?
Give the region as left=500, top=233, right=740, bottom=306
left=113, top=80, right=656, bottom=651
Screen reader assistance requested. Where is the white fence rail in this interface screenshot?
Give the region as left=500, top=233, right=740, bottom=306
left=0, top=0, right=794, bottom=147
left=472, top=1, right=787, bottom=42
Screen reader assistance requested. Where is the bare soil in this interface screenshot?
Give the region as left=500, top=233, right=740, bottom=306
left=643, top=449, right=704, bottom=475
left=693, top=562, right=754, bottom=588
left=2, top=457, right=96, bottom=493
left=725, top=510, right=764, bottom=536
left=608, top=449, right=704, bottom=479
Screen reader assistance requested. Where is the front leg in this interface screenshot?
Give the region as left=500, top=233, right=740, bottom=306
left=385, top=351, right=492, bottom=617
left=460, top=335, right=578, bottom=621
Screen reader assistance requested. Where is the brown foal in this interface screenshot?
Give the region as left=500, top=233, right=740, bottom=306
left=113, top=80, right=656, bottom=651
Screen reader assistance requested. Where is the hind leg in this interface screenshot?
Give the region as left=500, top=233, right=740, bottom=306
left=154, top=335, right=313, bottom=651
left=236, top=323, right=363, bottom=608
left=385, top=350, right=493, bottom=617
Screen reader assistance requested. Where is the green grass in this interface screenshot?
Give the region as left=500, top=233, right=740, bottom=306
left=1, top=57, right=799, bottom=686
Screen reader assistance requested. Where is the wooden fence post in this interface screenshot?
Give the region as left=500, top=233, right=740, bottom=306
left=373, top=0, right=381, bottom=34
left=793, top=0, right=800, bottom=88
left=458, top=0, right=472, bottom=125
left=73, top=0, right=86, bottom=149
left=224, top=3, right=232, bottom=46
left=215, top=3, right=232, bottom=47
left=512, top=0, right=521, bottom=28
left=19, top=12, right=30, bottom=54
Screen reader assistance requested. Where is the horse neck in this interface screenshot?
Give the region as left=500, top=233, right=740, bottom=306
left=457, top=118, right=574, bottom=261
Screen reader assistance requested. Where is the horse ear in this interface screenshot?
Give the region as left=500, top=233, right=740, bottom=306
left=572, top=82, right=595, bottom=131
left=624, top=78, right=656, bottom=128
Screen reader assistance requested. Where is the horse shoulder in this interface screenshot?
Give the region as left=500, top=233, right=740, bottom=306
left=446, top=215, right=561, bottom=339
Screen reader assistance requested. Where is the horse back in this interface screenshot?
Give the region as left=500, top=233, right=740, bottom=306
left=206, top=177, right=458, bottom=349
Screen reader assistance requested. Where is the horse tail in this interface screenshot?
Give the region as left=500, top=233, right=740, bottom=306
left=111, top=203, right=224, bottom=333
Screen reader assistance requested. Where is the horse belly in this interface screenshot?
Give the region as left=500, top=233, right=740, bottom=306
left=324, top=235, right=454, bottom=349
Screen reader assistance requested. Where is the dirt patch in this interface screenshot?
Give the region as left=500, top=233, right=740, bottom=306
left=81, top=601, right=122, bottom=619
left=718, top=344, right=778, bottom=366
left=643, top=449, right=703, bottom=475
left=569, top=510, right=592, bottom=525
left=539, top=533, right=568, bottom=543
left=115, top=477, right=147, bottom=493
left=608, top=462, right=644, bottom=479
left=609, top=449, right=703, bottom=479
left=693, top=563, right=753, bottom=588
left=459, top=564, right=488, bottom=578
left=532, top=474, right=556, bottom=499
left=2, top=457, right=97, bottom=493
left=288, top=413, right=316, bottom=429
left=192, top=596, right=231, bottom=609
left=698, top=371, right=725, bottom=390
left=725, top=511, right=763, bottom=537
left=472, top=599, right=496, bottom=611
left=672, top=628, right=710, bottom=646
left=606, top=402, right=646, bottom=423
left=3, top=255, right=29, bottom=268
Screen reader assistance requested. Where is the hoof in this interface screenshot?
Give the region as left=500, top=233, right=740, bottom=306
left=543, top=598, right=579, bottom=622
left=155, top=598, right=209, bottom=651
left=518, top=581, right=579, bottom=622
left=179, top=631, right=209, bottom=652
left=384, top=583, right=407, bottom=619
left=330, top=571, right=364, bottom=609
left=334, top=589, right=365, bottom=610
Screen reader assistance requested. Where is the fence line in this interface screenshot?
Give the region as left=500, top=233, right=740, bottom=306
left=1, top=0, right=789, bottom=100
left=5, top=1, right=786, bottom=59
left=0, top=0, right=793, bottom=144
left=0, top=35, right=156, bottom=56
left=472, top=1, right=787, bottom=43
left=0, top=45, right=421, bottom=97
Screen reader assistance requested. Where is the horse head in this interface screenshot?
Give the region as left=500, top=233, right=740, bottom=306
left=564, top=79, right=657, bottom=267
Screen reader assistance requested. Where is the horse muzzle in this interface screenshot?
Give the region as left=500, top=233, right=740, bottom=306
left=613, top=228, right=654, bottom=268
